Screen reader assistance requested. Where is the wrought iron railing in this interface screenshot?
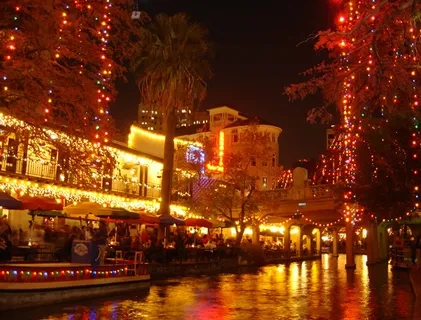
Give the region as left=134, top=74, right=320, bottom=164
left=262, top=185, right=336, bottom=201
left=0, top=157, right=160, bottom=198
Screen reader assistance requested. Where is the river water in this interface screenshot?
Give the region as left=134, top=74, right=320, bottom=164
left=4, top=255, right=415, bottom=320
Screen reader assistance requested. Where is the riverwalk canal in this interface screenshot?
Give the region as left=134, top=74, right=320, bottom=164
left=0, top=254, right=415, bottom=320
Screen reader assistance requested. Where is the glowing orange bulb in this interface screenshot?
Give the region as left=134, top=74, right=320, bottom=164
left=339, top=16, right=345, bottom=23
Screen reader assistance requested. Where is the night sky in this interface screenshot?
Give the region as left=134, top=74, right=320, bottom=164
left=111, top=0, right=340, bottom=167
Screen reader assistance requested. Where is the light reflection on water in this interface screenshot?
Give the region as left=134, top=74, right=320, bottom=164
left=4, top=255, right=415, bottom=320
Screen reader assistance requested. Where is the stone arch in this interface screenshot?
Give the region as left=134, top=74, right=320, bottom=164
left=283, top=220, right=303, bottom=257
left=311, top=227, right=322, bottom=255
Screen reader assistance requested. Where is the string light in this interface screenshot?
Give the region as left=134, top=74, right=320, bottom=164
left=206, top=131, right=224, bottom=172
left=0, top=266, right=131, bottom=282
left=128, top=125, right=202, bottom=148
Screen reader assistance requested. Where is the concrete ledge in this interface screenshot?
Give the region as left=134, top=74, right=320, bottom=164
left=149, top=255, right=322, bottom=278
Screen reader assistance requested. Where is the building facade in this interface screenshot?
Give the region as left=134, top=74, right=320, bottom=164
left=137, top=104, right=209, bottom=133
left=0, top=112, right=198, bottom=216
left=176, top=106, right=282, bottom=190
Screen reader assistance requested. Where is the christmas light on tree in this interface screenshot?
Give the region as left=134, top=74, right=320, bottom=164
left=287, top=0, right=421, bottom=222
left=1, top=0, right=146, bottom=187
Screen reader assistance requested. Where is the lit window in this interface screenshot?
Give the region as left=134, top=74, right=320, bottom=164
left=262, top=177, right=268, bottom=187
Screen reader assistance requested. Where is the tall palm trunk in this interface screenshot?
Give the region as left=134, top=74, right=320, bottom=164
left=160, top=110, right=176, bottom=216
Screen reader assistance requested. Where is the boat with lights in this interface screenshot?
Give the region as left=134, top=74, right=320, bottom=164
left=0, top=262, right=150, bottom=310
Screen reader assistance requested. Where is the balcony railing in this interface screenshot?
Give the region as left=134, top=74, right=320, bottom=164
left=0, top=157, right=159, bottom=199
left=262, top=185, right=336, bottom=201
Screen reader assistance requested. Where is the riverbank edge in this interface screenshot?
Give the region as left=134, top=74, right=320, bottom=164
left=410, top=268, right=421, bottom=320
left=149, top=254, right=321, bottom=279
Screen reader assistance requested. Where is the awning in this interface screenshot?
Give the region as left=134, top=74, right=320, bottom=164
left=185, top=218, right=212, bottom=228
left=159, top=215, right=185, bottom=226
left=19, top=195, right=63, bottom=211
left=0, top=191, right=22, bottom=209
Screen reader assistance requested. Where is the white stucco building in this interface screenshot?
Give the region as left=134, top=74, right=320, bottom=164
left=175, top=106, right=282, bottom=190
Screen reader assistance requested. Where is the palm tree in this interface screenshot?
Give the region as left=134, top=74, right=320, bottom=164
left=133, top=13, right=212, bottom=216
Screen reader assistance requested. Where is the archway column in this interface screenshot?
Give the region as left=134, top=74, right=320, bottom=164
left=284, top=227, right=291, bottom=259
left=378, top=223, right=389, bottom=262
left=332, top=228, right=339, bottom=257
left=296, top=227, right=302, bottom=257
left=315, top=229, right=321, bottom=255
left=366, top=221, right=376, bottom=265
left=306, top=233, right=312, bottom=256
left=372, top=220, right=380, bottom=263
left=345, top=222, right=356, bottom=269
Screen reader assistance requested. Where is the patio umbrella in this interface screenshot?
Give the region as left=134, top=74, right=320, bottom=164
left=132, top=211, right=160, bottom=224
left=185, top=218, right=212, bottom=228
left=29, top=210, right=68, bottom=218
left=94, top=207, right=141, bottom=220
left=0, top=191, right=22, bottom=209
left=19, top=195, right=63, bottom=211
left=63, top=202, right=103, bottom=218
left=159, top=215, right=185, bottom=226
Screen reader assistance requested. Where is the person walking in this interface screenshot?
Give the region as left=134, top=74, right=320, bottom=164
left=94, top=221, right=108, bottom=266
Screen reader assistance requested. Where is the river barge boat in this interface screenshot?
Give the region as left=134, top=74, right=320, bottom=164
left=0, top=262, right=150, bottom=310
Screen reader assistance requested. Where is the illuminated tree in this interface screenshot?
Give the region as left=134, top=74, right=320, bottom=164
left=0, top=0, right=145, bottom=185
left=286, top=0, right=421, bottom=221
left=353, top=111, right=421, bottom=219
left=196, top=123, right=279, bottom=245
left=133, top=13, right=212, bottom=216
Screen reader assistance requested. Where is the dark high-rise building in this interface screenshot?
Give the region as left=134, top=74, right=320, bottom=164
left=137, top=104, right=209, bottom=133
